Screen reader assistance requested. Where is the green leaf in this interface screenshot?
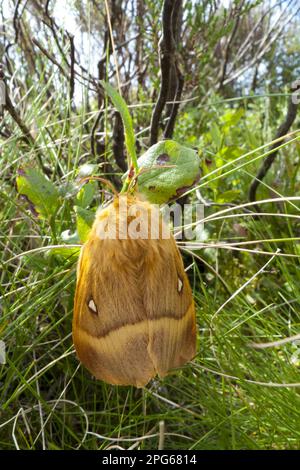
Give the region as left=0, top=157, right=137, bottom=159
left=210, top=122, right=223, bottom=150
left=135, top=140, right=200, bottom=204
left=221, top=108, right=244, bottom=130
left=16, top=168, right=60, bottom=219
left=217, top=189, right=241, bottom=203
left=101, top=81, right=137, bottom=170
left=218, top=146, right=244, bottom=161
left=76, top=181, right=96, bottom=208
left=46, top=246, right=81, bottom=260
left=75, top=206, right=95, bottom=243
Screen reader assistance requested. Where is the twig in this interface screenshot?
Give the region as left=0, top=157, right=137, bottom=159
left=90, top=110, right=103, bottom=159
left=218, top=2, right=244, bottom=91
left=41, top=1, right=101, bottom=92
left=163, top=0, right=184, bottom=139
left=249, top=88, right=299, bottom=210
left=3, top=77, right=50, bottom=175
left=69, top=34, right=75, bottom=102
left=32, top=38, right=68, bottom=77
left=224, top=4, right=300, bottom=87
left=112, top=111, right=127, bottom=172
left=150, top=0, right=176, bottom=145
left=164, top=59, right=184, bottom=139
left=104, top=0, right=121, bottom=94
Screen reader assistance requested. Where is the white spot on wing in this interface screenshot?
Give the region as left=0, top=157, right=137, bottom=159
left=178, top=277, right=183, bottom=293
left=88, top=298, right=98, bottom=313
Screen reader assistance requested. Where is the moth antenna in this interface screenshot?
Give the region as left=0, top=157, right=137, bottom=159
left=79, top=176, right=119, bottom=196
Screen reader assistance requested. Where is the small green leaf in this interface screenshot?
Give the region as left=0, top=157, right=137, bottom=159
left=217, top=189, right=241, bottom=203
left=218, top=146, right=243, bottom=161
left=75, top=206, right=95, bottom=243
left=46, top=246, right=81, bottom=259
left=210, top=122, right=223, bottom=150
left=136, top=140, right=200, bottom=204
left=16, top=168, right=60, bottom=219
left=76, top=181, right=96, bottom=208
left=221, top=108, right=244, bottom=130
left=101, top=81, right=137, bottom=170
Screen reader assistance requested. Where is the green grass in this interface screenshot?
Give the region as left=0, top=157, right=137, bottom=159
left=1, top=75, right=300, bottom=450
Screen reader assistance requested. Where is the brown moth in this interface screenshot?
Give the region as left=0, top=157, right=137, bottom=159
left=73, top=193, right=197, bottom=387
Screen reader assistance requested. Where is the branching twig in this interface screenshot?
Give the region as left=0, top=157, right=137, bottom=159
left=32, top=38, right=68, bottom=77
left=218, top=1, right=244, bottom=92
left=4, top=79, right=50, bottom=176
left=249, top=88, right=299, bottom=210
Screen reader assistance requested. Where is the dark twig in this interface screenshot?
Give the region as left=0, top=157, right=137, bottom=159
left=5, top=94, right=33, bottom=146
left=164, top=61, right=184, bottom=139
left=41, top=2, right=101, bottom=92
left=4, top=0, right=29, bottom=77
left=91, top=111, right=103, bottom=159
left=249, top=88, right=299, bottom=211
left=0, top=64, right=4, bottom=119
left=33, top=36, right=98, bottom=94
left=32, top=38, right=68, bottom=77
left=163, top=0, right=184, bottom=139
left=150, top=0, right=176, bottom=145
left=5, top=0, right=22, bottom=56
left=218, top=2, right=244, bottom=92
left=112, top=111, right=127, bottom=172
left=69, top=34, right=75, bottom=102
left=4, top=81, right=50, bottom=176
left=13, top=0, right=22, bottom=45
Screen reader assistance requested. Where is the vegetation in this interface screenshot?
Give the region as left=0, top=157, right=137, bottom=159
left=1, top=0, right=300, bottom=450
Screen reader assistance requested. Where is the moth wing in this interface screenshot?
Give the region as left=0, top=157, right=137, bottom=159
left=73, top=196, right=197, bottom=387
left=143, top=237, right=197, bottom=377
left=73, top=237, right=157, bottom=387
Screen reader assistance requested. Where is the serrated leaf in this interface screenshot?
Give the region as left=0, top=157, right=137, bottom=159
left=16, top=168, right=60, bottom=219
left=135, top=140, right=200, bottom=204
left=101, top=81, right=137, bottom=168
left=75, top=206, right=95, bottom=243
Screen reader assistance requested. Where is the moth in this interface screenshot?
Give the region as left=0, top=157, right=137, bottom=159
left=73, top=192, right=197, bottom=387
